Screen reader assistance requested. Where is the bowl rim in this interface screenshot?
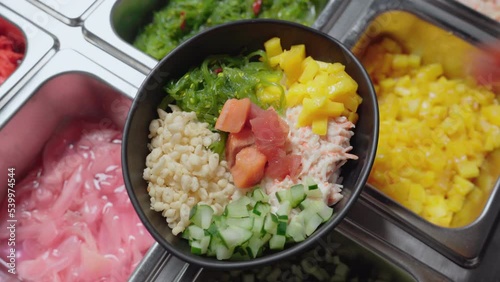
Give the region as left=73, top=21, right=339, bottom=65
left=122, top=18, right=379, bottom=270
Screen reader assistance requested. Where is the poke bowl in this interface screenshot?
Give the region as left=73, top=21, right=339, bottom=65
left=122, top=19, right=379, bottom=269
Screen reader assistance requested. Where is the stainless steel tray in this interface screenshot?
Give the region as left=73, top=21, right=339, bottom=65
left=0, top=49, right=140, bottom=280
left=0, top=3, right=55, bottom=112
left=130, top=217, right=451, bottom=282
left=323, top=0, right=500, bottom=268
left=83, top=0, right=348, bottom=74
left=28, top=0, right=99, bottom=25
left=1, top=0, right=499, bottom=281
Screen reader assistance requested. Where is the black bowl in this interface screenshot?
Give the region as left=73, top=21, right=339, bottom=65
left=122, top=19, right=379, bottom=270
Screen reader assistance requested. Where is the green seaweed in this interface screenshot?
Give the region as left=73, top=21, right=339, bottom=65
left=134, top=0, right=326, bottom=60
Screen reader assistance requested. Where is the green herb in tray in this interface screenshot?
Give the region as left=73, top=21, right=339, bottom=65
left=134, top=0, right=327, bottom=60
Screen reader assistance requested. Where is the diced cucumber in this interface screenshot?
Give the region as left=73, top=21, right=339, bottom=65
left=276, top=221, right=287, bottom=236
left=245, top=234, right=264, bottom=258
left=304, top=177, right=323, bottom=198
left=252, top=216, right=265, bottom=234
left=299, top=198, right=314, bottom=210
left=306, top=186, right=323, bottom=198
left=261, top=233, right=272, bottom=244
left=187, top=225, right=205, bottom=241
left=264, top=214, right=278, bottom=234
left=226, top=200, right=250, bottom=218
left=181, top=228, right=190, bottom=240
left=277, top=214, right=289, bottom=221
left=305, top=213, right=323, bottom=236
left=286, top=216, right=306, bottom=242
left=208, top=234, right=224, bottom=254
left=219, top=225, right=253, bottom=249
left=276, top=201, right=291, bottom=220
left=206, top=222, right=219, bottom=236
left=213, top=215, right=227, bottom=230
left=290, top=184, right=306, bottom=208
left=237, top=196, right=253, bottom=206
left=226, top=217, right=254, bottom=230
left=276, top=189, right=291, bottom=203
left=215, top=243, right=234, bottom=260
left=252, top=202, right=271, bottom=216
left=304, top=176, right=317, bottom=188
left=251, top=187, right=269, bottom=203
left=189, top=204, right=214, bottom=229
left=269, top=234, right=286, bottom=250
left=312, top=200, right=334, bottom=222
left=190, top=240, right=203, bottom=255
left=190, top=235, right=211, bottom=255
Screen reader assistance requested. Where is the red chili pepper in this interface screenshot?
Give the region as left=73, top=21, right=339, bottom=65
left=179, top=11, right=186, bottom=31
left=214, top=67, right=223, bottom=74
left=252, top=0, right=262, bottom=16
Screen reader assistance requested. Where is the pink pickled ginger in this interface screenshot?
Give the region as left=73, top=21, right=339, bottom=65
left=0, top=120, right=153, bottom=282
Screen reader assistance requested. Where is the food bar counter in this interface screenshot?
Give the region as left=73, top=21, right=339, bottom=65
left=0, top=0, right=498, bottom=281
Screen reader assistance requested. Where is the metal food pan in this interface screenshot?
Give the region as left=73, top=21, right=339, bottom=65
left=449, top=0, right=500, bottom=23
left=28, top=0, right=99, bottom=26
left=83, top=0, right=349, bottom=75
left=325, top=0, right=500, bottom=268
left=0, top=49, right=154, bottom=280
left=0, top=4, right=55, bottom=107
left=129, top=218, right=450, bottom=282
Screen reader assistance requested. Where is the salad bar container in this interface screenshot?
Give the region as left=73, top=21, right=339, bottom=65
left=0, top=0, right=499, bottom=281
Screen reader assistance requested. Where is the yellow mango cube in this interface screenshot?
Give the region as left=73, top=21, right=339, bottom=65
left=297, top=97, right=344, bottom=127
left=446, top=193, right=465, bottom=213
left=279, top=44, right=306, bottom=85
left=451, top=175, right=474, bottom=196
left=299, top=56, right=319, bottom=83
left=264, top=37, right=283, bottom=58
left=286, top=83, right=308, bottom=107
left=316, top=61, right=345, bottom=74
left=482, top=105, right=500, bottom=126
left=392, top=54, right=409, bottom=70
left=456, top=160, right=480, bottom=179
left=424, top=195, right=448, bottom=218
left=257, top=85, right=283, bottom=104
left=269, top=53, right=283, bottom=67
left=416, top=64, right=443, bottom=81
left=348, top=112, right=359, bottom=124
left=329, top=71, right=359, bottom=94
left=312, top=117, right=328, bottom=135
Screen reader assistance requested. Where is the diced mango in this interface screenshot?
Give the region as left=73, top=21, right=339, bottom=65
left=264, top=37, right=283, bottom=58
left=451, top=175, right=474, bottom=196
left=269, top=53, right=283, bottom=67
left=392, top=54, right=409, bottom=70
left=286, top=83, right=308, bottom=107
left=298, top=97, right=345, bottom=128
left=482, top=105, right=500, bottom=126
left=257, top=85, right=283, bottom=104
left=299, top=56, right=319, bottom=83
left=365, top=37, right=500, bottom=228
left=267, top=39, right=362, bottom=135
left=279, top=44, right=306, bottom=85
left=348, top=112, right=359, bottom=124
left=312, top=117, right=328, bottom=135
left=456, top=160, right=480, bottom=179
left=446, top=193, right=465, bottom=213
